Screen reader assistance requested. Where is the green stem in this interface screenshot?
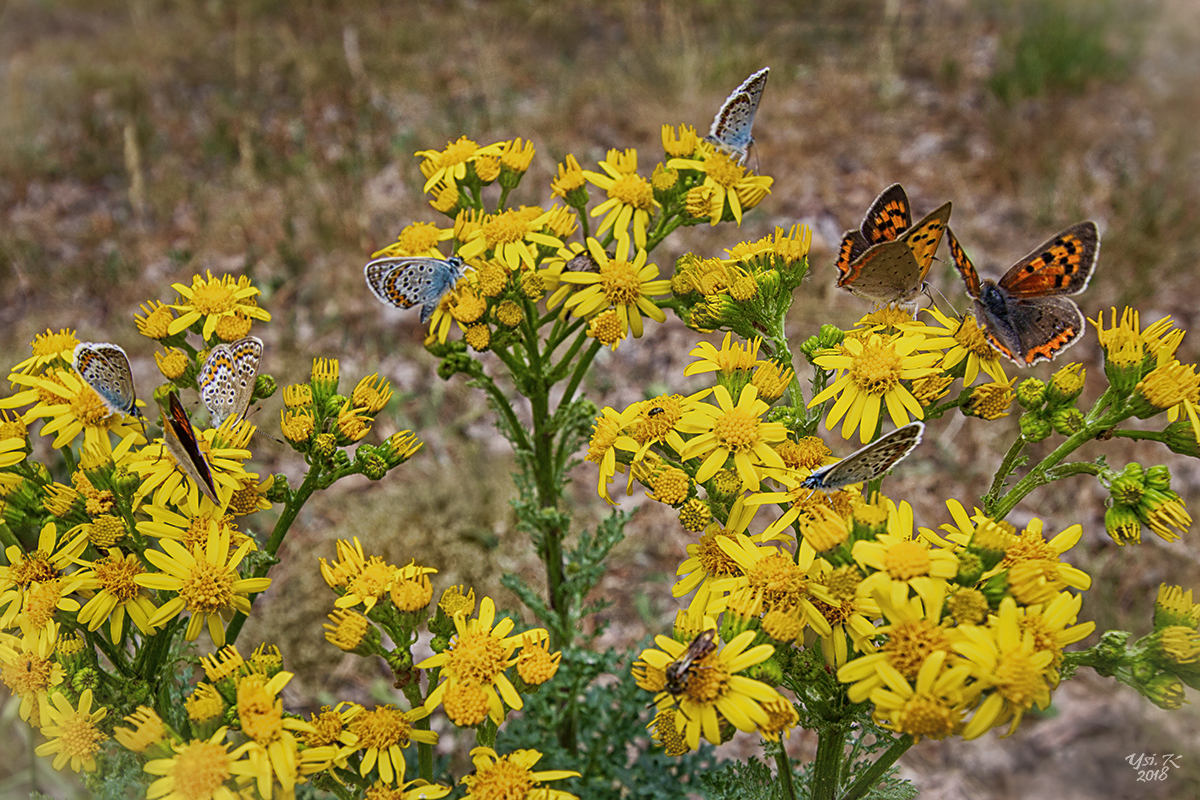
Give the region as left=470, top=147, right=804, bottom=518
left=986, top=434, right=1028, bottom=501
left=471, top=357, right=534, bottom=455
left=560, top=339, right=602, bottom=410
left=838, top=734, right=914, bottom=800
left=811, top=725, right=847, bottom=800
left=774, top=744, right=798, bottom=800
left=987, top=406, right=1126, bottom=520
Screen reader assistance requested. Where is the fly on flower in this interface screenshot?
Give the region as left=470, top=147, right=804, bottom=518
left=653, top=629, right=718, bottom=710
left=802, top=422, right=925, bottom=490
left=364, top=255, right=469, bottom=324
left=705, top=67, right=769, bottom=166
left=159, top=392, right=220, bottom=505
left=73, top=342, right=146, bottom=431
left=198, top=336, right=263, bottom=428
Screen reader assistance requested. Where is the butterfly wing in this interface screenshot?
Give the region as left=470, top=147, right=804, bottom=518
left=947, top=228, right=982, bottom=299
left=802, top=423, right=925, bottom=490
left=364, top=256, right=466, bottom=324
left=161, top=393, right=220, bottom=505
left=834, top=229, right=871, bottom=282
left=73, top=342, right=141, bottom=419
left=199, top=336, right=263, bottom=427
left=859, top=183, right=912, bottom=245
left=900, top=201, right=951, bottom=283
left=1006, top=296, right=1088, bottom=366
left=996, top=221, right=1099, bottom=298
left=835, top=239, right=923, bottom=301
left=707, top=67, right=769, bottom=163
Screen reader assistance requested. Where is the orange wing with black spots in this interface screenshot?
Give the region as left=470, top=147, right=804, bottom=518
left=947, top=227, right=982, bottom=297
left=996, top=221, right=1099, bottom=298
left=901, top=202, right=951, bottom=282
left=860, top=183, right=912, bottom=245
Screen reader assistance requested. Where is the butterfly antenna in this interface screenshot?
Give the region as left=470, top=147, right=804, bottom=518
left=928, top=282, right=960, bottom=319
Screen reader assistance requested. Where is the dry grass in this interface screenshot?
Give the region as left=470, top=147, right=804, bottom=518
left=2, top=0, right=1200, bottom=797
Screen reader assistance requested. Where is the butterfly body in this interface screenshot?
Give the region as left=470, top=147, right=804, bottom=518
left=364, top=255, right=468, bottom=324
left=949, top=222, right=1099, bottom=366
left=835, top=184, right=951, bottom=304
left=705, top=67, right=769, bottom=166
left=73, top=342, right=144, bottom=422
left=802, top=422, right=925, bottom=491
left=199, top=336, right=263, bottom=427
left=160, top=392, right=220, bottom=506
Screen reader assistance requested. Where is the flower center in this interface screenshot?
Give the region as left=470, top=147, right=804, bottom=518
left=882, top=619, right=951, bottom=680
left=956, top=314, right=998, bottom=358
left=441, top=137, right=479, bottom=168
left=32, top=329, right=79, bottom=357
left=346, top=557, right=395, bottom=602
left=900, top=693, right=958, bottom=738
left=191, top=282, right=237, bottom=316
left=482, top=211, right=528, bottom=249
left=608, top=174, right=655, bottom=210
left=745, top=552, right=807, bottom=611
left=179, top=559, right=235, bottom=614
left=713, top=406, right=761, bottom=453
left=171, top=740, right=234, bottom=798
left=58, top=712, right=107, bottom=762
left=11, top=551, right=58, bottom=586
left=446, top=629, right=507, bottom=684
left=1, top=650, right=54, bottom=693
left=883, top=539, right=932, bottom=580
left=472, top=758, right=535, bottom=797
left=96, top=552, right=144, bottom=602
left=696, top=530, right=743, bottom=580
left=350, top=706, right=411, bottom=749
left=73, top=387, right=113, bottom=426
left=704, top=151, right=745, bottom=188
left=849, top=340, right=903, bottom=395
left=599, top=259, right=645, bottom=306
left=994, top=650, right=1045, bottom=706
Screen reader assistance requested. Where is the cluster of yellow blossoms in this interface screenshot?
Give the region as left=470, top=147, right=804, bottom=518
left=0, top=275, right=438, bottom=797
left=373, top=128, right=771, bottom=351
left=589, top=301, right=1200, bottom=751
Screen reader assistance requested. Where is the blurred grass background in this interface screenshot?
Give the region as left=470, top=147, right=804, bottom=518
left=2, top=0, right=1199, bottom=797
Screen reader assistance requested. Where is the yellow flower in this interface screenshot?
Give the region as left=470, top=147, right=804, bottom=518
left=73, top=549, right=161, bottom=640
left=1, top=369, right=144, bottom=452
left=634, top=630, right=783, bottom=751
left=0, top=622, right=64, bottom=727
left=129, top=418, right=256, bottom=513
left=661, top=124, right=700, bottom=158
left=683, top=333, right=761, bottom=377
left=963, top=377, right=1018, bottom=420
left=237, top=671, right=317, bottom=799
left=583, top=149, right=661, bottom=248
left=33, top=688, right=108, bottom=772
left=460, top=747, right=580, bottom=800
left=559, top=238, right=670, bottom=338
left=866, top=650, right=973, bottom=741
left=956, top=597, right=1057, bottom=739
left=417, top=597, right=543, bottom=727
left=416, top=136, right=504, bottom=193
left=11, top=328, right=80, bottom=376
left=666, top=150, right=773, bottom=225
left=457, top=207, right=563, bottom=273
left=853, top=501, right=959, bottom=608
left=808, top=331, right=941, bottom=443
left=169, top=271, right=271, bottom=342
left=677, top=385, right=787, bottom=492
left=143, top=727, right=258, bottom=800
left=136, top=524, right=272, bottom=647
left=918, top=307, right=1008, bottom=386
left=551, top=154, right=588, bottom=203
left=371, top=222, right=454, bottom=259
left=1, top=521, right=88, bottom=629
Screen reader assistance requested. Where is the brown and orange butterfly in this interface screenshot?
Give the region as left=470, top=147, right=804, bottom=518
left=835, top=184, right=951, bottom=304
left=160, top=392, right=221, bottom=506
left=948, top=222, right=1099, bottom=366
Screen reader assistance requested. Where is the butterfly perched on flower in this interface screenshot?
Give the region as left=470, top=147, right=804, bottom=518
left=73, top=342, right=145, bottom=429
left=198, top=336, right=263, bottom=428
left=160, top=392, right=220, bottom=506
left=705, top=67, right=769, bottom=166
left=802, top=422, right=925, bottom=490
left=948, top=222, right=1099, bottom=366
left=835, top=184, right=951, bottom=305
left=364, top=255, right=469, bottom=324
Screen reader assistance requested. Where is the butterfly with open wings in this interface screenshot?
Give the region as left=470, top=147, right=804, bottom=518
left=364, top=255, right=469, bottom=324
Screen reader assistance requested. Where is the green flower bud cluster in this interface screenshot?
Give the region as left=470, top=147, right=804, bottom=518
left=1017, top=363, right=1086, bottom=440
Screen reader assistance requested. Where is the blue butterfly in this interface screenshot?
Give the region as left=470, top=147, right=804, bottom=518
left=705, top=67, right=769, bottom=166
left=364, top=255, right=468, bottom=324
left=802, top=422, right=925, bottom=490
left=73, top=342, right=145, bottom=429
